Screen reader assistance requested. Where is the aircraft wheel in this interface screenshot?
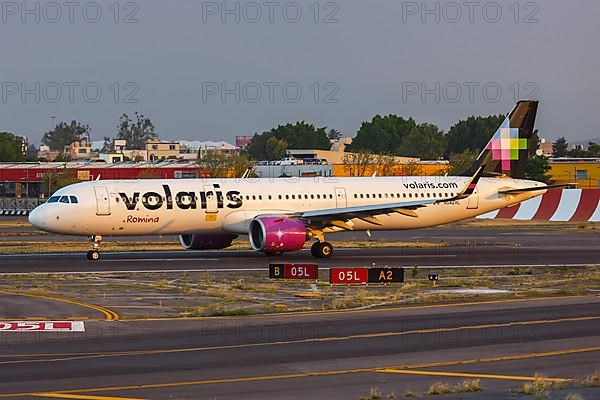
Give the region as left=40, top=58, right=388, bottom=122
left=87, top=250, right=100, bottom=261
left=312, top=242, right=333, bottom=258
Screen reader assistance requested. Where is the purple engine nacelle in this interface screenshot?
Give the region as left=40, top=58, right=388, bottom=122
left=249, top=217, right=307, bottom=253
left=179, top=233, right=237, bottom=250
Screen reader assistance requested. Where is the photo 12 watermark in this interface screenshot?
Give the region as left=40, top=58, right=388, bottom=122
left=201, top=81, right=340, bottom=104
left=401, top=1, right=539, bottom=24
left=1, top=81, right=140, bottom=104
left=401, top=81, right=539, bottom=104
left=0, top=1, right=139, bottom=23
left=201, top=1, right=339, bottom=23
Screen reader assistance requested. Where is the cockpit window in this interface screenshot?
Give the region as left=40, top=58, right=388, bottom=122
left=47, top=196, right=60, bottom=203
left=59, top=196, right=70, bottom=203
left=69, top=196, right=78, bottom=204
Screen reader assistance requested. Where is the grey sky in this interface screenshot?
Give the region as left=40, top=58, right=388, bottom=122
left=1, top=0, right=599, bottom=145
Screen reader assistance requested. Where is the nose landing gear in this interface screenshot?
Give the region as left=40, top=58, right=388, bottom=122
left=87, top=235, right=102, bottom=261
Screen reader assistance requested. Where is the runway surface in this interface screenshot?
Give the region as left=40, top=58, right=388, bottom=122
left=0, top=295, right=598, bottom=399
left=1, top=226, right=599, bottom=274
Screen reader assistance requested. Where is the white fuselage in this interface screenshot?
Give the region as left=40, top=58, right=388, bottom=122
left=29, top=176, right=546, bottom=237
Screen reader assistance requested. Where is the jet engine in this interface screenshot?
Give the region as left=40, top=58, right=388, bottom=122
left=179, top=233, right=237, bottom=250
left=249, top=217, right=307, bottom=253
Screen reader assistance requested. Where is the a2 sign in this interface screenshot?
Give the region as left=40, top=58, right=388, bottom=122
left=269, top=264, right=404, bottom=284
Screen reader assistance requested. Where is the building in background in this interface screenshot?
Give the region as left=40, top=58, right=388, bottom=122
left=549, top=158, right=600, bottom=189
left=181, top=140, right=238, bottom=160
left=146, top=140, right=180, bottom=161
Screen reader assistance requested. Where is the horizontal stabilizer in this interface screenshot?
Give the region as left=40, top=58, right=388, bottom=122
left=498, top=183, right=576, bottom=194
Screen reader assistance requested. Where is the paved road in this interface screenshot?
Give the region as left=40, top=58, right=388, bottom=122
left=0, top=295, right=598, bottom=399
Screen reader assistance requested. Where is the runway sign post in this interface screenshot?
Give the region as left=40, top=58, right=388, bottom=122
left=330, top=267, right=368, bottom=285
left=367, top=267, right=404, bottom=284
left=330, top=267, right=405, bottom=285
left=269, top=264, right=318, bottom=280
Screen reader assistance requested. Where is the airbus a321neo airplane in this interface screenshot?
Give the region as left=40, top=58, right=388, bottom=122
left=29, top=101, right=566, bottom=260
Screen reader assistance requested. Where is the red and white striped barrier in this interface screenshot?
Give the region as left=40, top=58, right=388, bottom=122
left=477, top=189, right=600, bottom=222
left=0, top=321, right=85, bottom=332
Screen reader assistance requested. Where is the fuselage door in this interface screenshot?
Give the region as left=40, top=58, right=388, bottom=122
left=94, top=186, right=111, bottom=215
left=203, top=185, right=218, bottom=213
left=467, top=190, right=479, bottom=209
left=335, top=187, right=347, bottom=208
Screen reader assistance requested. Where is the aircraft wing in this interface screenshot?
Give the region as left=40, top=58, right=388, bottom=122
left=284, top=167, right=483, bottom=230
left=498, top=183, right=576, bottom=194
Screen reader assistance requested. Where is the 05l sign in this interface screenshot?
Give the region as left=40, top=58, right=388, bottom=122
left=269, top=264, right=318, bottom=280
left=329, top=268, right=368, bottom=284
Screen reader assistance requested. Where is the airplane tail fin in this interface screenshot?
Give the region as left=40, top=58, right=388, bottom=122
left=464, top=100, right=539, bottom=179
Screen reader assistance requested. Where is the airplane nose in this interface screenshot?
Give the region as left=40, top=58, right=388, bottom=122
left=28, top=207, right=45, bottom=229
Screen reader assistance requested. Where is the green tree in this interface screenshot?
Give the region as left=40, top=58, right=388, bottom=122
left=197, top=151, right=253, bottom=178
left=0, top=132, right=26, bottom=162
left=448, top=149, right=479, bottom=176
left=350, top=114, right=417, bottom=155
left=552, top=137, right=569, bottom=157
left=41, top=120, right=90, bottom=151
left=246, top=122, right=330, bottom=160
left=327, top=128, right=342, bottom=140
left=43, top=168, right=79, bottom=196
left=116, top=112, right=157, bottom=150
left=525, top=155, right=552, bottom=183
left=398, top=123, right=446, bottom=160
left=445, top=114, right=505, bottom=156
left=265, top=136, right=288, bottom=160
left=587, top=142, right=600, bottom=157
left=100, top=137, right=113, bottom=153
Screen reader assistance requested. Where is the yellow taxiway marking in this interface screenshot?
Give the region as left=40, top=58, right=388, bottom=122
left=32, top=393, right=144, bottom=400
left=123, top=295, right=590, bottom=321
left=0, top=315, right=598, bottom=366
left=0, top=347, right=584, bottom=398
left=378, top=369, right=571, bottom=382
left=0, top=290, right=119, bottom=321
left=0, top=346, right=593, bottom=398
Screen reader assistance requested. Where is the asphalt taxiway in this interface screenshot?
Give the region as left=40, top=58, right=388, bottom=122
left=0, top=295, right=598, bottom=399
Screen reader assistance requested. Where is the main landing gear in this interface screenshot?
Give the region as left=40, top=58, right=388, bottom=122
left=311, top=241, right=333, bottom=258
left=87, top=235, right=102, bottom=261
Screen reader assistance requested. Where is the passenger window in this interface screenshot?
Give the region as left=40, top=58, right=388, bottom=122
left=59, top=196, right=69, bottom=203
left=409, top=193, right=413, bottom=198
left=360, top=194, right=364, bottom=199
left=311, top=194, right=314, bottom=199
left=317, top=194, right=320, bottom=199
left=70, top=196, right=78, bottom=203
left=403, top=193, right=407, bottom=198
left=47, top=196, right=60, bottom=203
left=285, top=195, right=289, bottom=200
left=366, top=194, right=370, bottom=198
left=378, top=194, right=382, bottom=198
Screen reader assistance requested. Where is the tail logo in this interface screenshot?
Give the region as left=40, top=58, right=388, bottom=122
left=486, top=117, right=527, bottom=171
